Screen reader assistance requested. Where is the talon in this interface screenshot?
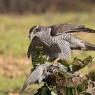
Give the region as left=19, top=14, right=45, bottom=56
left=52, top=58, right=60, bottom=64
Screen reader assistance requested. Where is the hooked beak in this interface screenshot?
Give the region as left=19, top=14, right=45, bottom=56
left=28, top=35, right=31, bottom=39
left=28, top=32, right=35, bottom=40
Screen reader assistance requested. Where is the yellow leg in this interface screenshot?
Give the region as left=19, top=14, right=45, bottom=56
left=52, top=58, right=61, bottom=64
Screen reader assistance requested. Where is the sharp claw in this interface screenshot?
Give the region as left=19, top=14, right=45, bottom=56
left=52, top=60, right=60, bottom=64
left=51, top=58, right=61, bottom=64
left=52, top=61, right=59, bottom=64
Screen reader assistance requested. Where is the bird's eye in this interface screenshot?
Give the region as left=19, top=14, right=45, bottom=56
left=36, top=28, right=41, bottom=32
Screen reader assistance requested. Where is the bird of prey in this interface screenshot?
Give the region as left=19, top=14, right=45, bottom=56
left=20, top=63, right=68, bottom=92
left=27, top=23, right=95, bottom=64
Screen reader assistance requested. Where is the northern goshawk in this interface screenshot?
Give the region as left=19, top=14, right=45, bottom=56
left=27, top=23, right=95, bottom=64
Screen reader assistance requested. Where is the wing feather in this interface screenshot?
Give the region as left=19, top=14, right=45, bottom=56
left=50, top=23, right=95, bottom=36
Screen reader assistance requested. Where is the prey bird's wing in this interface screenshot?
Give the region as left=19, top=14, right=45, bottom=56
left=50, top=23, right=95, bottom=36
left=20, top=65, right=46, bottom=93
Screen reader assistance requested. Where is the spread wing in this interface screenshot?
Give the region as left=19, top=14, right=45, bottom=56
left=27, top=37, right=42, bottom=59
left=27, top=40, right=35, bottom=58
left=27, top=41, right=31, bottom=58
left=20, top=65, right=46, bottom=92
left=50, top=23, right=95, bottom=36
left=27, top=37, right=46, bottom=60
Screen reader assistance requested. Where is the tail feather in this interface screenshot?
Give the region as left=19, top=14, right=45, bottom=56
left=84, top=41, right=95, bottom=51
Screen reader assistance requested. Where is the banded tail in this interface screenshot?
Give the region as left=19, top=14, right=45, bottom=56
left=84, top=41, right=95, bottom=51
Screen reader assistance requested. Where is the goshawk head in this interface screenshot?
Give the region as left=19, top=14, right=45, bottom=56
left=28, top=25, right=50, bottom=40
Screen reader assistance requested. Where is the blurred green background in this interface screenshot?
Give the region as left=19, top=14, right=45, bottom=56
left=0, top=0, right=95, bottom=95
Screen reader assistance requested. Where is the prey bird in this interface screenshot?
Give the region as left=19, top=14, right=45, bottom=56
left=20, top=63, right=68, bottom=92
left=27, top=23, right=95, bottom=64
